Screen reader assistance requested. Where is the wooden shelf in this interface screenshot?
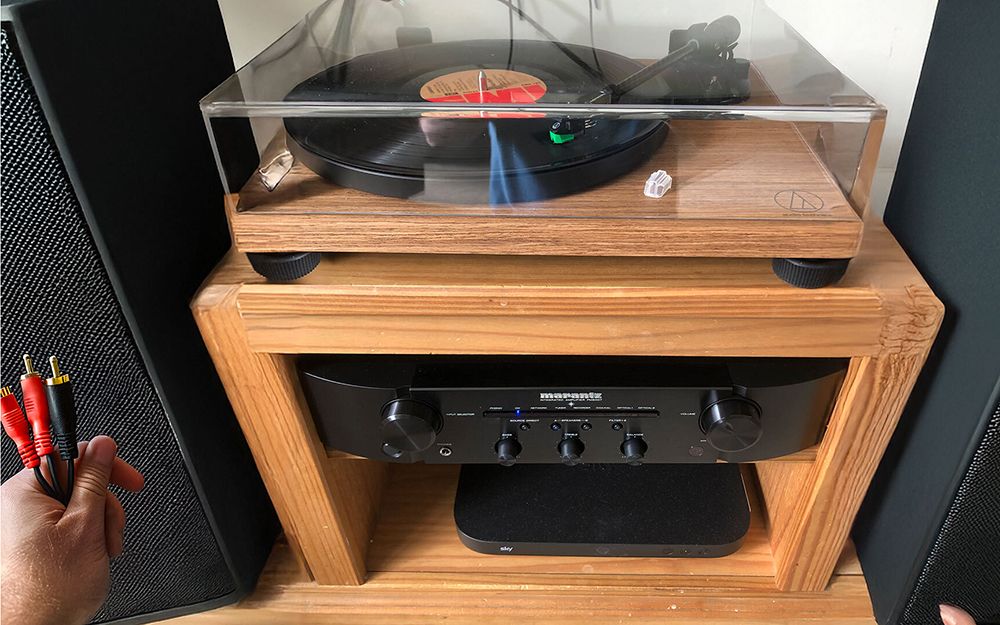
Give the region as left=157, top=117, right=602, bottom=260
left=763, top=445, right=818, bottom=463
left=166, top=542, right=877, bottom=625
left=367, top=464, right=775, bottom=577
left=166, top=464, right=875, bottom=625
left=190, top=217, right=940, bottom=622
left=232, top=249, right=888, bottom=358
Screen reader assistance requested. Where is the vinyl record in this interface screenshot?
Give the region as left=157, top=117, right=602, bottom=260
left=284, top=39, right=669, bottom=203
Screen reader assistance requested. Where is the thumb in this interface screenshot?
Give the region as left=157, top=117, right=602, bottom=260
left=940, top=605, right=977, bottom=625
left=65, top=436, right=118, bottom=522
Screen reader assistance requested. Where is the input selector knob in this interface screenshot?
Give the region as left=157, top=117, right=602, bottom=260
left=495, top=438, right=522, bottom=467
left=699, top=396, right=763, bottom=453
left=558, top=437, right=585, bottom=466
left=379, top=399, right=441, bottom=453
left=621, top=437, right=648, bottom=466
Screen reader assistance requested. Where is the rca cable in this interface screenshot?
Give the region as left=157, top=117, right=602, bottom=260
left=1, top=354, right=79, bottom=504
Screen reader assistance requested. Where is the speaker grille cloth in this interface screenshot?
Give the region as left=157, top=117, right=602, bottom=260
left=901, top=399, right=1000, bottom=624
left=1, top=24, right=236, bottom=622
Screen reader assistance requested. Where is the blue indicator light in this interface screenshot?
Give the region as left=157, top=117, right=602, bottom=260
left=515, top=409, right=522, bottom=416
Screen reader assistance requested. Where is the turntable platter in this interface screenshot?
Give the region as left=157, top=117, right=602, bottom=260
left=284, top=39, right=670, bottom=203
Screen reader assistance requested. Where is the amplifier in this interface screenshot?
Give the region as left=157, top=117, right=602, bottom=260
left=299, top=356, right=847, bottom=465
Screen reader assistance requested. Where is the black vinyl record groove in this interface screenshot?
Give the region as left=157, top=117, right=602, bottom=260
left=284, top=40, right=669, bottom=202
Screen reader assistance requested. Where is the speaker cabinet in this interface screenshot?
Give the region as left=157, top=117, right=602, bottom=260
left=853, top=0, right=1000, bottom=623
left=0, top=1, right=278, bottom=623
left=897, top=399, right=999, bottom=624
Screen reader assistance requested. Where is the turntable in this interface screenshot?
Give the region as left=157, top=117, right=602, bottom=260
left=201, top=0, right=885, bottom=287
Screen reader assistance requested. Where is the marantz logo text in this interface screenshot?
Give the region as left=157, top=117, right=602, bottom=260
left=539, top=392, right=603, bottom=401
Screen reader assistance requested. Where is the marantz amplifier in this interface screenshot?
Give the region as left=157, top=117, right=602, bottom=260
left=298, top=355, right=847, bottom=466
left=300, top=355, right=846, bottom=558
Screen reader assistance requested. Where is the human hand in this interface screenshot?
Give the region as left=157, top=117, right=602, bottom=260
left=1, top=436, right=144, bottom=625
left=941, top=604, right=977, bottom=625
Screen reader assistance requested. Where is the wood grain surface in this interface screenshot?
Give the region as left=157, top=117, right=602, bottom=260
left=225, top=222, right=931, bottom=360
left=234, top=253, right=887, bottom=357
left=229, top=120, right=863, bottom=258
left=164, top=466, right=873, bottom=625
left=760, top=351, right=939, bottom=591
left=188, top=218, right=940, bottom=620
left=192, top=283, right=388, bottom=585
left=755, top=225, right=943, bottom=589
left=365, top=464, right=775, bottom=577
left=166, top=563, right=877, bottom=625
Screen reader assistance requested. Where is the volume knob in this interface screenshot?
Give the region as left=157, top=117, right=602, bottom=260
left=379, top=399, right=441, bottom=453
left=699, top=396, right=762, bottom=453
left=558, top=437, right=585, bottom=466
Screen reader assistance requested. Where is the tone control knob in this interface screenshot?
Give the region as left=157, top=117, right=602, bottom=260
left=621, top=437, right=648, bottom=466
left=495, top=438, right=522, bottom=467
left=379, top=399, right=442, bottom=453
left=699, top=396, right=763, bottom=453
left=558, top=437, right=585, bottom=466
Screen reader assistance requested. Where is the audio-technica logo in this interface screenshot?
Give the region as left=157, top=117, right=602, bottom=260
left=539, top=392, right=603, bottom=401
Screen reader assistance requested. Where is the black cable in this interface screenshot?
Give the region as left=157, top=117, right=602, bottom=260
left=506, top=1, right=515, bottom=70
left=33, top=467, right=59, bottom=500
left=65, top=460, right=75, bottom=504
left=491, top=0, right=604, bottom=81
left=45, top=454, right=65, bottom=502
left=45, top=356, right=78, bottom=507
left=588, top=0, right=601, bottom=66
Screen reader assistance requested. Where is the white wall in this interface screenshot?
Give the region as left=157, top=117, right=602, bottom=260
left=218, top=0, right=321, bottom=70
left=217, top=0, right=938, bottom=214
left=768, top=0, right=938, bottom=213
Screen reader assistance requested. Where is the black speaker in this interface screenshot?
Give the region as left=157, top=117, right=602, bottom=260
left=852, top=0, right=1000, bottom=623
left=0, top=1, right=278, bottom=623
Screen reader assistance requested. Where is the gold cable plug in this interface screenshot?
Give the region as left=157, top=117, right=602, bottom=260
left=46, top=356, right=70, bottom=386
left=0, top=386, right=11, bottom=398
left=21, top=354, right=41, bottom=380
left=44, top=355, right=78, bottom=465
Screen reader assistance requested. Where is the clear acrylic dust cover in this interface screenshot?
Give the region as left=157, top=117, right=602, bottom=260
left=202, top=0, right=885, bottom=220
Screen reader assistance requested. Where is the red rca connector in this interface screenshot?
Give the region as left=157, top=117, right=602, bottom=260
left=1, top=386, right=41, bottom=469
left=20, top=354, right=55, bottom=457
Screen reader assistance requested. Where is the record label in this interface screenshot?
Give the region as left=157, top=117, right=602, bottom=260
left=419, top=69, right=546, bottom=104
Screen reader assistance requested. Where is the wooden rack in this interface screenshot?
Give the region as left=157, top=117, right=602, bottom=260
left=179, top=219, right=940, bottom=624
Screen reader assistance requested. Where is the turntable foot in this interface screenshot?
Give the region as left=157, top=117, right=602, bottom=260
left=247, top=252, right=321, bottom=281
left=771, top=258, right=850, bottom=289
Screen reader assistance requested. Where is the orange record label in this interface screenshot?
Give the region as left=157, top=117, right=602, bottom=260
left=420, top=69, right=547, bottom=103
left=419, top=69, right=547, bottom=118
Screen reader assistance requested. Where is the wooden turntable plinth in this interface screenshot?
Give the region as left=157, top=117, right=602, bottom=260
left=230, top=119, right=877, bottom=263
